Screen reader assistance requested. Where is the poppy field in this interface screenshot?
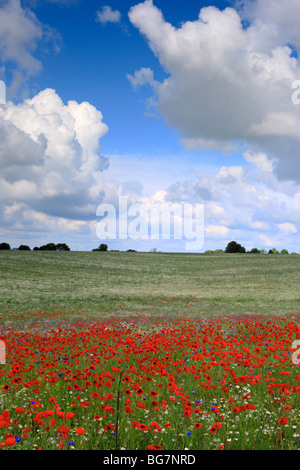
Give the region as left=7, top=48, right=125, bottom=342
left=0, top=251, right=299, bottom=450
left=1, top=311, right=300, bottom=450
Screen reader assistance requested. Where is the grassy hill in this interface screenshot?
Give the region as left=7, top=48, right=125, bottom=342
left=0, top=250, right=299, bottom=324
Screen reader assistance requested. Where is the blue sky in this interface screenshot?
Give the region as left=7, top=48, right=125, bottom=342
left=0, top=0, right=299, bottom=252
left=31, top=0, right=234, bottom=157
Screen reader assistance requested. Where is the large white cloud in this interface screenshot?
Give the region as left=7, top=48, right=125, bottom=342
left=128, top=0, right=300, bottom=182
left=0, top=88, right=112, bottom=221
left=238, top=0, right=300, bottom=52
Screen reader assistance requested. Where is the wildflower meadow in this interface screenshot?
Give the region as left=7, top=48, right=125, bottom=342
left=0, top=251, right=299, bottom=452
left=1, top=311, right=300, bottom=451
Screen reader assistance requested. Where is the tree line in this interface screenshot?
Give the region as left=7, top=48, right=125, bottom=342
left=0, top=242, right=70, bottom=251
left=205, top=241, right=297, bottom=254
left=0, top=240, right=297, bottom=254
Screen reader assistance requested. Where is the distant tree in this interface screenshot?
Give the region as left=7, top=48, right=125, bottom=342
left=0, top=242, right=10, bottom=250
left=259, top=249, right=266, bottom=253
left=214, top=249, right=224, bottom=253
left=99, top=244, right=108, bottom=251
left=93, top=243, right=108, bottom=251
left=18, top=245, right=31, bottom=251
left=56, top=243, right=70, bottom=251
left=269, top=248, right=279, bottom=254
left=39, top=243, right=57, bottom=251
left=225, top=241, right=246, bottom=253
left=204, top=250, right=214, bottom=254
left=127, top=249, right=137, bottom=252
left=34, top=243, right=70, bottom=251
left=280, top=249, right=289, bottom=254
left=250, top=248, right=260, bottom=253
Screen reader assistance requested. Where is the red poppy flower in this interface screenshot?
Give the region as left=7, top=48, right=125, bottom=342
left=76, top=427, right=85, bottom=435
left=15, top=407, right=25, bottom=415
left=4, top=437, right=16, bottom=448
left=124, top=405, right=134, bottom=413
left=58, top=440, right=65, bottom=449
left=138, top=423, right=148, bottom=431
left=137, top=401, right=147, bottom=409
left=103, top=424, right=114, bottom=432
left=278, top=417, right=289, bottom=425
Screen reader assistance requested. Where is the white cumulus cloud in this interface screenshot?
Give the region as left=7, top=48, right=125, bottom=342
left=128, top=0, right=300, bottom=182
left=0, top=88, right=111, bottom=221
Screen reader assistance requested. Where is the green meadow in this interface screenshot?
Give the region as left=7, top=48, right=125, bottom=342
left=0, top=250, right=299, bottom=324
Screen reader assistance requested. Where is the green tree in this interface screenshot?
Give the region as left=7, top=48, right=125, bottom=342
left=93, top=243, right=108, bottom=251
left=0, top=242, right=10, bottom=250
left=18, top=245, right=31, bottom=251
left=280, top=249, right=289, bottom=254
left=56, top=243, right=70, bottom=251
left=39, top=243, right=57, bottom=251
left=225, top=241, right=246, bottom=253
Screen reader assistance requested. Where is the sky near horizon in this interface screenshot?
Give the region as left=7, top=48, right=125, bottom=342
left=0, top=0, right=299, bottom=252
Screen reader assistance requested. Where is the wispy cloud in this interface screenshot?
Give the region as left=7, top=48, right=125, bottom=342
left=0, top=0, right=61, bottom=97
left=96, top=5, right=121, bottom=25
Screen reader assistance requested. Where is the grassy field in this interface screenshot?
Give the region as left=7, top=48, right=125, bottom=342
left=0, top=250, right=299, bottom=323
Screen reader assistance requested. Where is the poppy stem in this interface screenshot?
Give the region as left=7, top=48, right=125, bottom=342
left=115, top=370, right=124, bottom=450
